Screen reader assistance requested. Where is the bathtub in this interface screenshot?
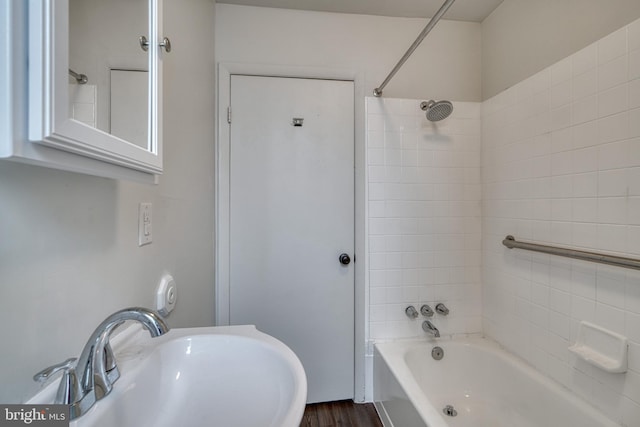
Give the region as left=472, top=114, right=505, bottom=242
left=374, top=336, right=618, bottom=427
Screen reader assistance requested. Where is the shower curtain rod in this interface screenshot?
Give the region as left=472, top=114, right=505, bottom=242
left=373, top=0, right=456, bottom=97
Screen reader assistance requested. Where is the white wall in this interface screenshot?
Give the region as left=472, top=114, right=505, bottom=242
left=0, top=0, right=216, bottom=403
left=482, top=0, right=640, bottom=100
left=215, top=4, right=482, bottom=102
left=482, top=18, right=640, bottom=424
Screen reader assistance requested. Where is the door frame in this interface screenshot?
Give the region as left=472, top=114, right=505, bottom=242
left=215, top=62, right=367, bottom=402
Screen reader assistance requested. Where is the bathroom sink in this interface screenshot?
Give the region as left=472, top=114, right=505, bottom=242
left=31, top=325, right=307, bottom=427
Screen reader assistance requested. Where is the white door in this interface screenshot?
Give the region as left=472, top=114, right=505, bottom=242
left=110, top=69, right=149, bottom=149
left=229, top=75, right=354, bottom=403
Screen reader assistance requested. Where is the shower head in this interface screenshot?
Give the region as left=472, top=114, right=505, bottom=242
left=420, top=100, right=453, bottom=122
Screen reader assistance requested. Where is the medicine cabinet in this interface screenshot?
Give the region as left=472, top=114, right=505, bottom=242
left=0, top=0, right=167, bottom=183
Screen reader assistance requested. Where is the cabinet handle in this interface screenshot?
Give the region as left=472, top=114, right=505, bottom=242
left=139, top=36, right=171, bottom=53
left=139, top=35, right=150, bottom=52
left=160, top=37, right=172, bottom=53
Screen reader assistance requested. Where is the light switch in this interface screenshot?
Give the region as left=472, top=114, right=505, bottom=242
left=138, top=203, right=152, bottom=246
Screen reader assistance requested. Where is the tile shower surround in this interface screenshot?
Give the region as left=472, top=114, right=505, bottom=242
left=367, top=17, right=640, bottom=427
left=366, top=98, right=483, bottom=340
left=483, top=19, right=640, bottom=425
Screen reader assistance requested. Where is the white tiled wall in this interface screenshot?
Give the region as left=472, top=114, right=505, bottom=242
left=68, top=83, right=97, bottom=128
left=366, top=97, right=482, bottom=341
left=482, top=18, right=640, bottom=426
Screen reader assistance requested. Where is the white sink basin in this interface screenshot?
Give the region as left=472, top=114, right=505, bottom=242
left=31, top=325, right=307, bottom=427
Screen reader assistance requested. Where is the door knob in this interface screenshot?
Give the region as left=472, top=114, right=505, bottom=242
left=339, top=253, right=351, bottom=265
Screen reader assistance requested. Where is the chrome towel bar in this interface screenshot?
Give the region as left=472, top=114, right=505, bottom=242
left=69, top=68, right=88, bottom=84
left=502, top=235, right=640, bottom=271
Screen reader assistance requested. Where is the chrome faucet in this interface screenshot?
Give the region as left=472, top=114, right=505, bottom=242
left=34, top=307, right=169, bottom=420
left=422, top=320, right=440, bottom=338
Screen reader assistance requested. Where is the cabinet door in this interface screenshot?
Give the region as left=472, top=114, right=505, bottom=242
left=24, top=0, right=165, bottom=179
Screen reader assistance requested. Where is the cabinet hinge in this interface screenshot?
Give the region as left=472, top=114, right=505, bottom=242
left=227, top=106, right=232, bottom=124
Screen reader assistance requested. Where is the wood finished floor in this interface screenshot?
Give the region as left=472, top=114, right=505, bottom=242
left=300, top=400, right=383, bottom=427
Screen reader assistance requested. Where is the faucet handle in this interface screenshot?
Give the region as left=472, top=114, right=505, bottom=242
left=405, top=306, right=419, bottom=319
left=435, top=303, right=449, bottom=316
left=34, top=358, right=81, bottom=405
left=33, top=358, right=77, bottom=383
left=420, top=304, right=434, bottom=317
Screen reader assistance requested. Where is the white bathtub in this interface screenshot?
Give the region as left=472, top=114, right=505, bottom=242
left=374, top=336, right=618, bottom=427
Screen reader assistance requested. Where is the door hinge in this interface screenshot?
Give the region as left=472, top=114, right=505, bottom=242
left=227, top=106, right=232, bottom=124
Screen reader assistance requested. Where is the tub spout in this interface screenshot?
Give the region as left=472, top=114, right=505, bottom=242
left=422, top=320, right=440, bottom=338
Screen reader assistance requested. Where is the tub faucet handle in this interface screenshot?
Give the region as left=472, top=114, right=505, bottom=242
left=405, top=306, right=419, bottom=319
left=435, top=303, right=449, bottom=316
left=420, top=304, right=434, bottom=317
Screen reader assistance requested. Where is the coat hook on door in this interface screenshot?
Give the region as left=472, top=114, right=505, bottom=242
left=292, top=118, right=304, bottom=127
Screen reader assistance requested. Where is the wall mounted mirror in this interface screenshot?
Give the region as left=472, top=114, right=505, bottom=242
left=69, top=0, right=150, bottom=149
left=28, top=0, right=164, bottom=177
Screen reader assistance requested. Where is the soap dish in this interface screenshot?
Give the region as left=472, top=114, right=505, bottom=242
left=568, top=321, right=628, bottom=373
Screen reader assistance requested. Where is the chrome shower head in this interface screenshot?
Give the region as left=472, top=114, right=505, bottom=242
left=420, top=100, right=453, bottom=122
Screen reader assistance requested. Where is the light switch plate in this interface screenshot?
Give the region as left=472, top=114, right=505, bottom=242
left=138, top=202, right=152, bottom=246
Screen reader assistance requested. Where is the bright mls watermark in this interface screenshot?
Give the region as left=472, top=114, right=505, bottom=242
left=0, top=406, right=68, bottom=426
